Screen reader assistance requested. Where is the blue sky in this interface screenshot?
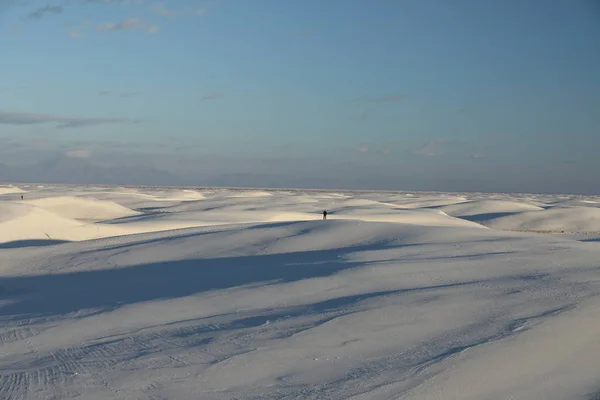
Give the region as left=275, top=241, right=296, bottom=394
left=1, top=0, right=599, bottom=193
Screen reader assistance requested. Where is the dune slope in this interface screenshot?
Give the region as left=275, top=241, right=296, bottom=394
left=23, top=196, right=140, bottom=221
left=486, top=206, right=600, bottom=232
left=439, top=199, right=544, bottom=218
left=0, top=186, right=25, bottom=195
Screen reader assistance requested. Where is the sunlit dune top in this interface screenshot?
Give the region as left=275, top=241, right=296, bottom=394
left=0, top=186, right=26, bottom=195
left=1, top=186, right=600, bottom=246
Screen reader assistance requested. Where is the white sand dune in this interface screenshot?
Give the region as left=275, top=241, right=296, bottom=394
left=116, top=188, right=206, bottom=201
left=0, top=186, right=25, bottom=195
left=439, top=199, right=544, bottom=218
left=391, top=197, right=469, bottom=209
left=546, top=198, right=600, bottom=208
left=0, top=202, right=128, bottom=243
left=103, top=194, right=483, bottom=232
left=171, top=189, right=206, bottom=200
left=338, top=198, right=387, bottom=207
left=0, top=196, right=200, bottom=244
left=227, top=190, right=273, bottom=198
left=23, top=196, right=141, bottom=221
left=334, top=208, right=484, bottom=228
left=485, top=206, right=600, bottom=232
left=18, top=188, right=207, bottom=211
left=2, top=185, right=600, bottom=400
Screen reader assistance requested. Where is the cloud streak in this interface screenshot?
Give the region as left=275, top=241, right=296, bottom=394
left=0, top=111, right=135, bottom=129
left=63, top=20, right=90, bottom=38
left=65, top=149, right=92, bottom=158
left=97, top=18, right=159, bottom=34
left=152, top=5, right=205, bottom=17
left=413, top=139, right=488, bottom=159
left=202, top=93, right=225, bottom=100
left=413, top=139, right=447, bottom=157
left=27, top=5, right=63, bottom=19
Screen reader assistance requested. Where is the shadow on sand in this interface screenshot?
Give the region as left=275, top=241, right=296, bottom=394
left=0, top=239, right=69, bottom=249
left=0, top=221, right=498, bottom=321
left=460, top=212, right=517, bottom=222
left=0, top=241, right=487, bottom=323
left=0, top=244, right=397, bottom=319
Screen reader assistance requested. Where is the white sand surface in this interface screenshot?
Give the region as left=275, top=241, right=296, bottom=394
left=1, top=185, right=600, bottom=399
left=23, top=196, right=141, bottom=221
left=439, top=199, right=544, bottom=217
left=485, top=206, right=600, bottom=233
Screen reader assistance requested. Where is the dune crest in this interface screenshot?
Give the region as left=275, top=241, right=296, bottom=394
left=0, top=186, right=26, bottom=195
left=486, top=206, right=600, bottom=233
left=23, top=196, right=140, bottom=221
left=0, top=202, right=126, bottom=243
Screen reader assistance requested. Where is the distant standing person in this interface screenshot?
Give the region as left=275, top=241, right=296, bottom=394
left=323, top=210, right=327, bottom=220
left=21, top=195, right=23, bottom=200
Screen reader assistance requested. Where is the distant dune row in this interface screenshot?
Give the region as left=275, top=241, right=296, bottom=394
left=1, top=185, right=599, bottom=245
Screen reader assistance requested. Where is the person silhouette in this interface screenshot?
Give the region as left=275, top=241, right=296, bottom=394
left=323, top=210, right=327, bottom=220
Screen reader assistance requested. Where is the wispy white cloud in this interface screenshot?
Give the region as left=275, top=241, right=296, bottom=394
left=97, top=18, right=159, bottom=34
left=202, top=93, right=225, bottom=100
left=414, top=140, right=490, bottom=159
left=26, top=4, right=63, bottom=19
left=68, top=30, right=85, bottom=38
left=63, top=20, right=90, bottom=38
left=0, top=110, right=136, bottom=129
left=65, top=149, right=91, bottom=158
left=152, top=4, right=205, bottom=17
left=357, top=145, right=392, bottom=154
left=468, top=142, right=495, bottom=160
left=152, top=4, right=174, bottom=17
left=413, top=139, right=447, bottom=157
